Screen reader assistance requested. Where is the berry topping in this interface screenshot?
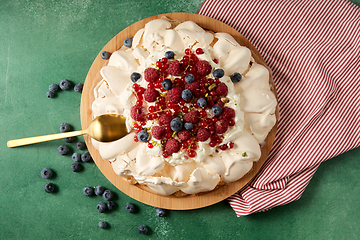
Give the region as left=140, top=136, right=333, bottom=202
left=197, top=98, right=207, bottom=108
left=185, top=81, right=200, bottom=94
left=215, top=82, right=228, bottom=96
left=137, top=130, right=149, bottom=142
left=220, top=106, right=235, bottom=120
left=181, top=89, right=192, bottom=101
left=130, top=106, right=146, bottom=121
left=195, top=60, right=212, bottom=76
left=151, top=126, right=164, bottom=140
left=167, top=86, right=182, bottom=103
left=123, top=38, right=132, bottom=47
left=144, top=68, right=159, bottom=82
left=215, top=119, right=228, bottom=134
left=100, top=51, right=110, bottom=60
left=41, top=168, right=53, bottom=179
left=165, top=139, right=181, bottom=154
left=165, top=51, right=175, bottom=59
left=162, top=79, right=173, bottom=90
left=212, top=105, right=223, bottom=115
left=184, top=122, right=194, bottom=130
left=185, top=74, right=195, bottom=83
left=195, top=48, right=204, bottom=54
left=213, top=69, right=225, bottom=78
left=170, top=118, right=183, bottom=132
left=184, top=110, right=200, bottom=124
left=178, top=129, right=191, bottom=141
left=230, top=72, right=242, bottom=83
left=197, top=128, right=211, bottom=142
left=144, top=88, right=159, bottom=102
left=167, top=60, right=182, bottom=76
left=158, top=114, right=173, bottom=127
left=131, top=72, right=141, bottom=83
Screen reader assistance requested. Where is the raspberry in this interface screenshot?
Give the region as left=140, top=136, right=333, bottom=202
left=167, top=86, right=182, bottom=103
left=197, top=128, right=211, bottom=142
left=151, top=126, right=164, bottom=140
left=215, top=82, right=228, bottom=96
left=196, top=60, right=212, bottom=76
left=158, top=114, right=173, bottom=127
left=144, top=68, right=159, bottom=82
left=184, top=110, right=200, bottom=124
left=185, top=81, right=200, bottom=94
left=144, top=88, right=159, bottom=102
left=220, top=106, right=235, bottom=120
left=165, top=139, right=181, bottom=154
left=130, top=106, right=146, bottom=121
left=177, top=130, right=191, bottom=141
left=215, top=119, right=228, bottom=134
left=167, top=60, right=182, bottom=76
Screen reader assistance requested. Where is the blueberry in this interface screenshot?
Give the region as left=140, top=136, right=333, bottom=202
left=212, top=105, right=223, bottom=115
left=184, top=122, right=194, bottom=130
left=98, top=221, right=107, bottom=229
left=155, top=208, right=166, bottom=217
left=58, top=145, right=69, bottom=155
left=165, top=51, right=175, bottom=59
left=137, top=130, right=149, bottom=143
left=72, top=153, right=81, bottom=162
left=102, top=190, right=113, bottom=201
left=81, top=151, right=92, bottom=162
left=138, top=225, right=148, bottom=234
left=49, top=84, right=59, bottom=92
left=170, top=118, right=183, bottom=132
left=74, top=83, right=83, bottom=93
left=107, top=201, right=115, bottom=211
left=181, top=89, right=192, bottom=101
left=185, top=74, right=194, bottom=83
left=230, top=72, right=242, bottom=83
left=123, top=38, right=132, bottom=48
left=162, top=79, right=173, bottom=90
left=130, top=72, right=141, bottom=83
left=94, top=186, right=105, bottom=196
left=100, top=51, right=110, bottom=60
left=64, top=137, right=74, bottom=143
left=97, top=202, right=108, bottom=213
left=76, top=142, right=86, bottom=150
left=41, top=168, right=53, bottom=179
left=125, top=203, right=136, bottom=213
left=71, top=162, right=81, bottom=172
left=83, top=186, right=94, bottom=197
left=44, top=183, right=55, bottom=193
left=46, top=91, right=55, bottom=98
left=59, top=123, right=70, bottom=132
left=59, top=79, right=71, bottom=90
left=213, top=69, right=225, bottom=78
left=197, top=98, right=207, bottom=108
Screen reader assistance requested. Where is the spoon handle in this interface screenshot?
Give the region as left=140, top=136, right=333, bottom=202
left=7, top=130, right=86, bottom=148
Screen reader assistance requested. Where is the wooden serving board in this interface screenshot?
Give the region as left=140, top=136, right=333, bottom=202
left=80, top=12, right=278, bottom=210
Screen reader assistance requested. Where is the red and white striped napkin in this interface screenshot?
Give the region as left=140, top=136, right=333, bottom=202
left=198, top=0, right=360, bottom=217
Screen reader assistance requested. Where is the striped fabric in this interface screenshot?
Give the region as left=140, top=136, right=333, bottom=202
left=198, top=0, right=360, bottom=217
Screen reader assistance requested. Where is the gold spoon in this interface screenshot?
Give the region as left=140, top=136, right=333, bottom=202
left=7, top=114, right=128, bottom=148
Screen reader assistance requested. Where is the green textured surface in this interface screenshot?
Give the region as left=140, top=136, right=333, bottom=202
left=1, top=0, right=359, bottom=239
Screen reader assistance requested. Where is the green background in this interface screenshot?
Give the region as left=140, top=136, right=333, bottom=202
left=1, top=0, right=359, bottom=239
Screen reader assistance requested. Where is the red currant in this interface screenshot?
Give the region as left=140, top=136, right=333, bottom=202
left=209, top=141, right=216, bottom=147
left=162, top=151, right=170, bottom=158
left=229, top=119, right=235, bottom=126
left=148, top=106, right=156, bottom=113
left=182, top=106, right=189, bottom=113
left=228, top=142, right=234, bottom=149
left=148, top=143, right=154, bottom=148
left=185, top=48, right=191, bottom=55
left=219, top=144, right=228, bottom=151
left=196, top=48, right=204, bottom=54
left=134, top=136, right=139, bottom=142
left=188, top=150, right=196, bottom=158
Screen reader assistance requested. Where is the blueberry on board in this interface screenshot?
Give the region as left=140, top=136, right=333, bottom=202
left=102, top=190, right=113, bottom=201
left=98, top=221, right=107, bottom=229
left=162, top=79, right=173, bottom=90
left=155, top=208, right=166, bottom=217
left=41, top=168, right=53, bottom=179
left=130, top=72, right=141, bottom=83
left=46, top=91, right=55, bottom=98
left=181, top=89, right=192, bottom=101
left=49, top=84, right=59, bottom=92
left=165, top=51, right=175, bottom=59
left=197, top=98, right=207, bottom=108
left=71, top=162, right=81, bottom=172
left=58, top=145, right=69, bottom=155
left=125, top=203, right=135, bottom=213
left=59, top=123, right=70, bottom=133
left=74, top=83, right=83, bottom=93
left=100, top=51, right=110, bottom=60
left=94, top=186, right=105, bottom=196
left=184, top=122, right=194, bottom=130
left=213, top=69, right=225, bottom=78
left=137, top=130, right=149, bottom=143
left=123, top=38, right=132, bottom=48
left=59, top=79, right=71, bottom=90
left=107, top=201, right=115, bottom=211
left=82, top=186, right=94, bottom=197
left=72, top=153, right=81, bottom=162
left=44, top=183, right=55, bottom=193
left=170, top=118, right=183, bottom=132
left=81, top=151, right=92, bottom=162
left=65, top=137, right=74, bottom=143
left=97, top=202, right=108, bottom=213
left=230, top=72, right=242, bottom=83
left=76, top=142, right=86, bottom=150
left=185, top=74, right=194, bottom=83
left=212, top=105, right=223, bottom=115
left=138, top=225, right=148, bottom=234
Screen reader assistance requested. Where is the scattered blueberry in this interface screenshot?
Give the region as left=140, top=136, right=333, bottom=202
left=58, top=145, right=69, bottom=155
left=138, top=225, right=148, bottom=234
left=137, top=130, right=149, bottom=143
left=74, top=83, right=83, bottom=93
left=71, top=162, right=81, bottom=172
left=59, top=123, right=70, bottom=132
left=97, top=202, right=108, bottom=213
left=125, top=203, right=136, bottom=213
left=181, top=89, right=192, bottom=101
left=49, top=84, right=59, bottom=92
left=170, top=118, right=183, bottom=132
left=59, top=79, right=71, bottom=90
left=212, top=105, right=223, bottom=115
left=81, top=151, right=92, bottom=162
left=185, top=74, right=194, bottom=83
left=123, top=38, right=132, bottom=48
left=83, top=186, right=94, bottom=197
left=94, top=186, right=105, bottom=196
left=165, top=51, right=175, bottom=59
left=76, top=141, right=86, bottom=150
left=100, top=51, right=110, bottom=60
left=130, top=72, right=141, bottom=83
left=197, top=98, right=207, bottom=108
left=230, top=72, right=242, bottom=83
left=46, top=91, right=55, bottom=98
left=162, top=79, right=173, bottom=90
left=184, top=122, right=194, bottom=130
left=107, top=201, right=115, bottom=211
left=213, top=69, right=225, bottom=78
left=155, top=208, right=166, bottom=217
left=72, top=153, right=81, bottom=162
left=98, top=221, right=107, bottom=229
left=44, top=182, right=55, bottom=193
left=102, top=190, right=113, bottom=201
left=64, top=137, right=74, bottom=143
left=41, top=168, right=53, bottom=179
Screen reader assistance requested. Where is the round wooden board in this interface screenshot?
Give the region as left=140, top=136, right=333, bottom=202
left=80, top=13, right=278, bottom=210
